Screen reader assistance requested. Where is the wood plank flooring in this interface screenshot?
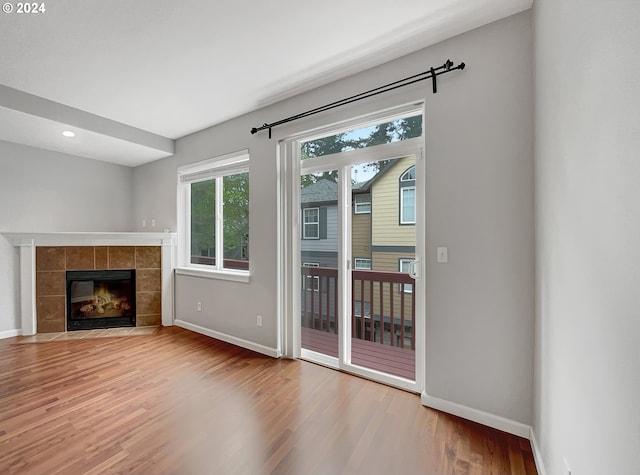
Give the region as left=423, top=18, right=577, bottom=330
left=0, top=327, right=537, bottom=474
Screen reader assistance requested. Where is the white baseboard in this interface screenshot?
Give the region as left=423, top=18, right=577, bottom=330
left=529, top=428, right=547, bottom=475
left=0, top=329, right=21, bottom=339
left=174, top=319, right=280, bottom=358
left=421, top=391, right=531, bottom=439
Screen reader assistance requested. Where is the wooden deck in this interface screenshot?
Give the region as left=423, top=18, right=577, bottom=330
left=351, top=338, right=415, bottom=380
left=301, top=266, right=417, bottom=380
left=301, top=327, right=338, bottom=358
left=301, top=328, right=415, bottom=380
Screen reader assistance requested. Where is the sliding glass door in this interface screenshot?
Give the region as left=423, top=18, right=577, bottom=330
left=291, top=120, right=424, bottom=391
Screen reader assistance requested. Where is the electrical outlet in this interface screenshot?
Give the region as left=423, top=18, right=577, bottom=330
left=151, top=219, right=156, bottom=228
left=256, top=315, right=262, bottom=327
left=197, top=302, right=202, bottom=312
left=142, top=219, right=146, bottom=228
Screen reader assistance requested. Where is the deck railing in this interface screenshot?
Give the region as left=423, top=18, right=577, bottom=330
left=301, top=266, right=338, bottom=332
left=301, top=266, right=416, bottom=350
left=352, top=269, right=415, bottom=350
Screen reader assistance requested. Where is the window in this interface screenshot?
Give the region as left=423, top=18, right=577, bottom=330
left=178, top=150, right=250, bottom=274
left=399, top=166, right=415, bottom=225
left=302, top=208, right=320, bottom=239
left=303, top=262, right=319, bottom=291
left=400, top=167, right=415, bottom=181
left=399, top=258, right=414, bottom=293
left=301, top=113, right=422, bottom=160
left=400, top=188, right=416, bottom=224
left=354, top=258, right=372, bottom=269
left=354, top=194, right=371, bottom=214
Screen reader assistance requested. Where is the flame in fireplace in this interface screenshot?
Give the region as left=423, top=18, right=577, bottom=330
left=77, top=284, right=131, bottom=316
left=95, top=285, right=114, bottom=303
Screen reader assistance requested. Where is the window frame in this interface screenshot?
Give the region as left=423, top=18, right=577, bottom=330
left=400, top=187, right=416, bottom=224
left=176, top=150, right=250, bottom=282
left=400, top=167, right=415, bottom=181
left=354, top=258, right=372, bottom=269
left=354, top=194, right=371, bottom=214
left=399, top=165, right=416, bottom=225
left=302, top=207, right=320, bottom=240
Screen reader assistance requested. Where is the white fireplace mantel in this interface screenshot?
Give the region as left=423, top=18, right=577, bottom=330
left=4, top=232, right=176, bottom=336
left=5, top=232, right=175, bottom=247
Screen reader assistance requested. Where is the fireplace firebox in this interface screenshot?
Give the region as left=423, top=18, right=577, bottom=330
left=66, top=270, right=136, bottom=331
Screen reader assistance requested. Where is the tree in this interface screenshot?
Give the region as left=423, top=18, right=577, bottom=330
left=191, top=179, right=216, bottom=257
left=222, top=173, right=249, bottom=260
left=190, top=172, right=249, bottom=262
left=300, top=114, right=423, bottom=183
left=300, top=132, right=360, bottom=187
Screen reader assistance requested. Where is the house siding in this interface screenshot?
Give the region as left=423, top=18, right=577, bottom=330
left=351, top=211, right=371, bottom=261
left=371, top=157, right=416, bottom=248
left=300, top=205, right=338, bottom=254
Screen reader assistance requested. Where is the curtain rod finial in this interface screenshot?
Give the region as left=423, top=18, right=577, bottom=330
left=250, top=127, right=258, bottom=135
left=459, top=62, right=466, bottom=70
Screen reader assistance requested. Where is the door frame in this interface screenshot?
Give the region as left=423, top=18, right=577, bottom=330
left=278, top=106, right=426, bottom=393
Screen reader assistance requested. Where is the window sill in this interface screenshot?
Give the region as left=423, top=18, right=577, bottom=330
left=175, top=266, right=251, bottom=283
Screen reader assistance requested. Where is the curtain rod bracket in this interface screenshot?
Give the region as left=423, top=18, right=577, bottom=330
left=430, top=67, right=437, bottom=94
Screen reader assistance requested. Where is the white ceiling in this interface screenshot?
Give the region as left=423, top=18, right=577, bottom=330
left=0, top=0, right=532, bottom=167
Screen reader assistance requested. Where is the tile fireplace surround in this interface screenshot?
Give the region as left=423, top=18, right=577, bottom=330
left=4, top=233, right=175, bottom=335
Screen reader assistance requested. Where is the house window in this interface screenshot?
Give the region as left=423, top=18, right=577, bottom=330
left=399, top=166, right=415, bottom=225
left=302, top=208, right=320, bottom=239
left=354, top=194, right=371, bottom=214
left=400, top=188, right=416, bottom=224
left=399, top=258, right=413, bottom=293
left=354, top=258, right=372, bottom=269
left=178, top=150, right=250, bottom=273
left=303, top=262, right=320, bottom=291
left=400, top=167, right=415, bottom=181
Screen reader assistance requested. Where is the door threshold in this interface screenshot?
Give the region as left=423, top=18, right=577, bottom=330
left=300, top=348, right=339, bottom=369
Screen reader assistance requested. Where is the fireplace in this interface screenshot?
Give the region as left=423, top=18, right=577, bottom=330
left=66, top=269, right=136, bottom=331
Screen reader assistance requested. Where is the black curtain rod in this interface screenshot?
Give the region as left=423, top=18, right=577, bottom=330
left=250, top=59, right=465, bottom=138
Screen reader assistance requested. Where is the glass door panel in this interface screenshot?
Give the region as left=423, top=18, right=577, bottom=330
left=300, top=171, right=339, bottom=361
left=349, top=157, right=416, bottom=381
left=293, top=125, right=424, bottom=390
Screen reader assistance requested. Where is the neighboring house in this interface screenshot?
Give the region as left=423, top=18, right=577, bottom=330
left=370, top=156, right=416, bottom=276
left=300, top=178, right=338, bottom=269
left=351, top=156, right=416, bottom=275
left=300, top=157, right=416, bottom=274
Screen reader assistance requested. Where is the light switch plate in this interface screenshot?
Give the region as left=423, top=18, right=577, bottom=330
left=437, top=246, right=448, bottom=263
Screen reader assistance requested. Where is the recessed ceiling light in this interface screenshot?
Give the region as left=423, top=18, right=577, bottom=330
left=62, top=130, right=76, bottom=138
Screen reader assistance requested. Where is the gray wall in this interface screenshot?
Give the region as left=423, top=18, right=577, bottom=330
left=0, top=140, right=134, bottom=332
left=534, top=1, right=640, bottom=474
left=134, top=11, right=534, bottom=425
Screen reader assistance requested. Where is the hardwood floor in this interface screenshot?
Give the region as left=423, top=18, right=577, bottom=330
left=0, top=327, right=537, bottom=474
